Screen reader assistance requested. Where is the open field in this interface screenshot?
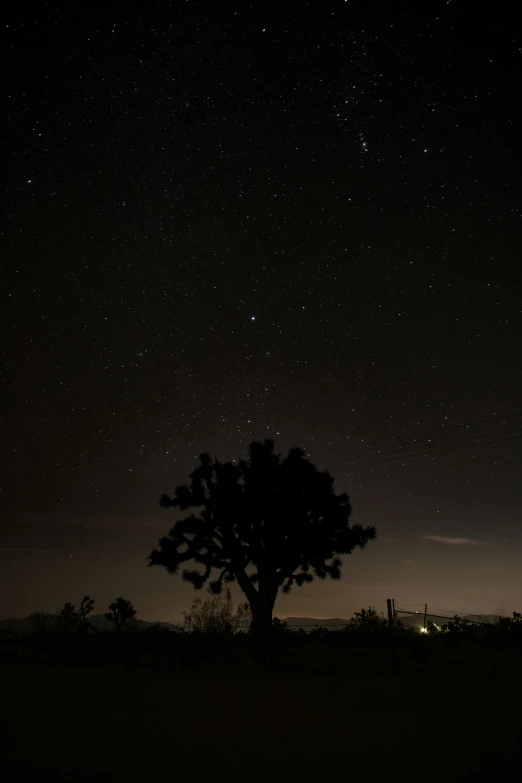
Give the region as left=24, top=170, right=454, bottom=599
left=2, top=638, right=521, bottom=782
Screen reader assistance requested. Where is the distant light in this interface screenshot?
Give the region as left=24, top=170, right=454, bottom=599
left=251, top=316, right=256, bottom=321
left=419, top=626, right=428, bottom=634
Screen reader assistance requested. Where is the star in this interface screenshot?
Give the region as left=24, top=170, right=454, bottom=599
left=2, top=1, right=520, bottom=627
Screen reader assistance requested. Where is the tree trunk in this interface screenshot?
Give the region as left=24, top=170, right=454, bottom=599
left=249, top=585, right=277, bottom=658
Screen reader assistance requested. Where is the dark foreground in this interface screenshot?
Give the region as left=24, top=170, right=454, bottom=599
left=2, top=637, right=521, bottom=782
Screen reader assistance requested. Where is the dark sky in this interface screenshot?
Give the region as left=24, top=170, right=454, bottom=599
left=2, top=3, right=521, bottom=622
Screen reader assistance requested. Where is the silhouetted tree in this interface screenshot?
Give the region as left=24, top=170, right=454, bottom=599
left=105, top=597, right=136, bottom=632
left=441, top=614, right=474, bottom=635
left=183, top=588, right=251, bottom=633
left=493, top=611, right=522, bottom=640
left=56, top=602, right=78, bottom=634
left=350, top=607, right=386, bottom=634
left=77, top=595, right=95, bottom=632
left=511, top=611, right=522, bottom=640
left=272, top=617, right=290, bottom=635
left=149, top=439, right=376, bottom=649
left=28, top=610, right=52, bottom=633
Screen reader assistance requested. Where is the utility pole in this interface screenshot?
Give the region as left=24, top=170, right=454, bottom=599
left=423, top=603, right=428, bottom=630
left=387, top=599, right=394, bottom=630
left=387, top=598, right=398, bottom=675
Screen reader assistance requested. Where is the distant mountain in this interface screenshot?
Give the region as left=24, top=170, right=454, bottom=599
left=87, top=614, right=180, bottom=631
left=280, top=616, right=348, bottom=629
left=1, top=612, right=500, bottom=633
left=0, top=613, right=181, bottom=632
left=0, top=613, right=55, bottom=631
left=1, top=613, right=349, bottom=632
left=463, top=614, right=500, bottom=624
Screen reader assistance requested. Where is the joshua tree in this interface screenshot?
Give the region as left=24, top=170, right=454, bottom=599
left=77, top=595, right=95, bottom=632
left=105, top=597, right=136, bottom=632
left=56, top=602, right=78, bottom=634
left=149, top=440, right=376, bottom=649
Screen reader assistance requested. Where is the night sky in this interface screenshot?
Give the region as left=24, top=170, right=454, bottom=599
left=2, top=3, right=521, bottom=623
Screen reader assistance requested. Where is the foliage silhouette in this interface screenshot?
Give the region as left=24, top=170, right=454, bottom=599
left=54, top=596, right=96, bottom=634
left=56, top=602, right=78, bottom=634
left=440, top=615, right=474, bottom=635
left=493, top=611, right=522, bottom=640
left=349, top=607, right=387, bottom=634
left=28, top=610, right=53, bottom=633
left=105, top=597, right=136, bottom=632
left=149, top=439, right=376, bottom=648
left=77, top=595, right=95, bottom=632
left=184, top=588, right=251, bottom=633
left=272, top=617, right=289, bottom=635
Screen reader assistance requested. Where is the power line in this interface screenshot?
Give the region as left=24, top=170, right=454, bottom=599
left=394, top=608, right=491, bottom=626
left=2, top=417, right=520, bottom=514
left=27, top=422, right=516, bottom=509
left=313, top=411, right=522, bottom=456
left=250, top=411, right=522, bottom=462
left=274, top=411, right=522, bottom=469
left=428, top=605, right=491, bottom=619
left=320, top=423, right=522, bottom=468
left=7, top=420, right=519, bottom=510
left=321, top=431, right=522, bottom=470
left=3, top=430, right=520, bottom=515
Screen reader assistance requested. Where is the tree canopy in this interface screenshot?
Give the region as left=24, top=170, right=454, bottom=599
left=105, top=596, right=136, bottom=632
left=149, top=440, right=376, bottom=644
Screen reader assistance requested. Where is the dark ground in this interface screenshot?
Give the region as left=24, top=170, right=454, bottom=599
left=2, top=638, right=521, bottom=782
